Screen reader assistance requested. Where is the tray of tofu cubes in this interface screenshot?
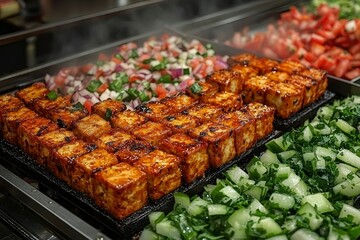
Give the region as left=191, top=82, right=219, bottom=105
left=0, top=31, right=338, bottom=239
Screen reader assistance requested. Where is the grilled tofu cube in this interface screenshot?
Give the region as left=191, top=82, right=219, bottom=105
left=216, top=110, right=256, bottom=155
left=2, top=107, right=39, bottom=145
left=298, top=67, right=328, bottom=99
left=249, top=58, right=279, bottom=74
left=34, top=96, right=71, bottom=119
left=161, top=93, right=198, bottom=114
left=186, top=81, right=218, bottom=102
left=159, top=133, right=209, bottom=183
left=247, top=102, right=275, bottom=140
left=204, top=91, right=243, bottom=112
left=15, top=82, right=49, bottom=110
left=183, top=103, right=223, bottom=124
left=230, top=64, right=260, bottom=80
left=49, top=105, right=88, bottom=130
left=134, top=150, right=181, bottom=200
left=72, top=148, right=118, bottom=197
left=18, top=117, right=59, bottom=159
left=51, top=140, right=96, bottom=183
left=265, top=80, right=304, bottom=119
left=37, top=129, right=77, bottom=167
left=110, top=110, right=148, bottom=133
left=242, top=76, right=274, bottom=104
left=0, top=95, right=24, bottom=132
left=277, top=60, right=306, bottom=74
left=115, top=139, right=155, bottom=164
left=132, top=121, right=172, bottom=146
left=73, top=114, right=111, bottom=142
left=94, top=129, right=135, bottom=153
left=206, top=69, right=243, bottom=94
left=188, top=122, right=236, bottom=169
left=136, top=101, right=171, bottom=121
left=161, top=114, right=200, bottom=133
left=93, top=162, right=147, bottom=220
left=228, top=53, right=257, bottom=66
left=92, top=99, right=126, bottom=120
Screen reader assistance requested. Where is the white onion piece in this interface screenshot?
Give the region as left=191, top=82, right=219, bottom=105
left=78, top=96, right=87, bottom=105
left=91, top=96, right=100, bottom=104
left=100, top=89, right=111, bottom=101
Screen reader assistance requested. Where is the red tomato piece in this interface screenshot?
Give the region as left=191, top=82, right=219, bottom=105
left=344, top=68, right=360, bottom=80
left=310, top=43, right=326, bottom=56
left=83, top=100, right=93, bottom=114
left=333, top=59, right=350, bottom=78
left=97, top=83, right=109, bottom=94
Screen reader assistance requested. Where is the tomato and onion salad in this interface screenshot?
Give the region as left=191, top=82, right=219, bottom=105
left=226, top=3, right=360, bottom=80
left=45, top=35, right=228, bottom=112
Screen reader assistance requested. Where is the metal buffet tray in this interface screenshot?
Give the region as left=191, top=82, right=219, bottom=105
left=173, top=0, right=360, bottom=84
left=0, top=28, right=357, bottom=239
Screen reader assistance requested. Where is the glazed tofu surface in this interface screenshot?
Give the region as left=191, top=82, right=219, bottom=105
left=110, top=109, right=148, bottom=133
left=73, top=114, right=111, bottom=142
left=72, top=148, right=118, bottom=197
left=93, top=162, right=147, bottom=219
left=183, top=103, right=223, bottom=124
left=161, top=114, right=199, bottom=133
left=37, top=129, right=77, bottom=166
left=242, top=76, right=274, bottom=104
left=206, top=69, right=243, bottom=94
left=134, top=150, right=181, bottom=200
left=277, top=60, right=306, bottom=74
left=185, top=81, right=218, bottom=102
left=115, top=139, right=155, bottom=164
left=188, top=122, right=236, bottom=169
left=15, top=82, right=49, bottom=110
left=2, top=107, right=39, bottom=145
left=94, top=129, right=135, bottom=153
left=49, top=106, right=88, bottom=130
left=135, top=101, right=171, bottom=121
left=132, top=121, right=172, bottom=146
left=159, top=133, right=209, bottom=183
left=247, top=102, right=275, bottom=140
left=161, top=93, right=198, bottom=113
left=33, top=96, right=71, bottom=119
left=92, top=99, right=126, bottom=120
left=0, top=95, right=24, bottom=132
left=204, top=91, right=243, bottom=112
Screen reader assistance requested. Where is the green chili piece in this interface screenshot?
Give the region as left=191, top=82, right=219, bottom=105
left=47, top=90, right=58, bottom=100
left=86, top=80, right=102, bottom=93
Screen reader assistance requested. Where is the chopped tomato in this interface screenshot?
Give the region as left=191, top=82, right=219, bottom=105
left=333, top=59, right=350, bottom=77
left=351, top=60, right=360, bottom=68
left=54, top=74, right=66, bottom=86
left=345, top=68, right=360, bottom=80
left=304, top=52, right=317, bottom=62
left=310, top=43, right=326, bottom=56
left=83, top=99, right=93, bottom=114
left=97, top=83, right=108, bottom=93
left=111, top=56, right=122, bottom=65
left=349, top=43, right=360, bottom=55
left=310, top=33, right=326, bottom=45
left=155, top=84, right=167, bottom=99
left=81, top=63, right=94, bottom=74
left=98, top=53, right=109, bottom=62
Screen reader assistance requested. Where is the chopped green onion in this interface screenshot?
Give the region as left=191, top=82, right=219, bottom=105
left=114, top=53, right=125, bottom=61
left=139, top=91, right=150, bottom=102
left=126, top=88, right=140, bottom=100
left=47, top=90, right=58, bottom=100
left=151, top=58, right=168, bottom=71
left=158, top=74, right=172, bottom=83
left=71, top=102, right=84, bottom=112
left=109, top=79, right=123, bottom=92
left=143, top=58, right=154, bottom=64
left=183, top=68, right=190, bottom=75
left=105, top=108, right=112, bottom=121
left=96, top=60, right=105, bottom=67
left=115, top=72, right=129, bottom=83
left=189, top=82, right=202, bottom=94
left=86, top=80, right=102, bottom=93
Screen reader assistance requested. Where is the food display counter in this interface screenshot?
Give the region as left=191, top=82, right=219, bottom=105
left=0, top=1, right=359, bottom=239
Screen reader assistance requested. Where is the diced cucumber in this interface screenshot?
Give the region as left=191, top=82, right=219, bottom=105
left=290, top=228, right=320, bottom=240
left=301, top=193, right=334, bottom=213
left=333, top=180, right=360, bottom=197
left=327, top=226, right=351, bottom=240
left=339, top=203, right=360, bottom=224
left=246, top=158, right=268, bottom=179
left=187, top=197, right=208, bottom=216
left=245, top=185, right=267, bottom=201
left=266, top=136, right=291, bottom=153
left=148, top=211, right=165, bottom=229
left=282, top=216, right=298, bottom=233
left=156, top=219, right=181, bottom=240
left=337, top=149, right=360, bottom=168
left=249, top=198, right=268, bottom=214
left=303, top=152, right=315, bottom=162
left=225, top=166, right=249, bottom=185
left=334, top=133, right=349, bottom=147
left=317, top=105, right=334, bottom=120
left=220, top=186, right=240, bottom=202
left=310, top=120, right=331, bottom=135
left=297, top=203, right=323, bottom=231
left=338, top=163, right=358, bottom=173
left=207, top=204, right=230, bottom=216
left=335, top=164, right=354, bottom=185
left=260, top=149, right=280, bottom=167
left=139, top=228, right=159, bottom=240
left=174, top=192, right=190, bottom=209
left=265, top=235, right=289, bottom=240
left=314, top=146, right=336, bottom=170
left=228, top=208, right=251, bottom=229
left=252, top=217, right=283, bottom=238
left=292, top=180, right=310, bottom=198
left=269, top=193, right=295, bottom=210
left=238, top=179, right=256, bottom=188
left=281, top=172, right=301, bottom=188
left=229, top=226, right=247, bottom=240
left=335, top=119, right=356, bottom=134
left=278, top=150, right=297, bottom=162
left=298, top=125, right=313, bottom=142
left=276, top=164, right=292, bottom=179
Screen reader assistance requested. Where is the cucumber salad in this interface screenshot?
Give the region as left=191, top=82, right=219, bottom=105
left=140, top=96, right=360, bottom=240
